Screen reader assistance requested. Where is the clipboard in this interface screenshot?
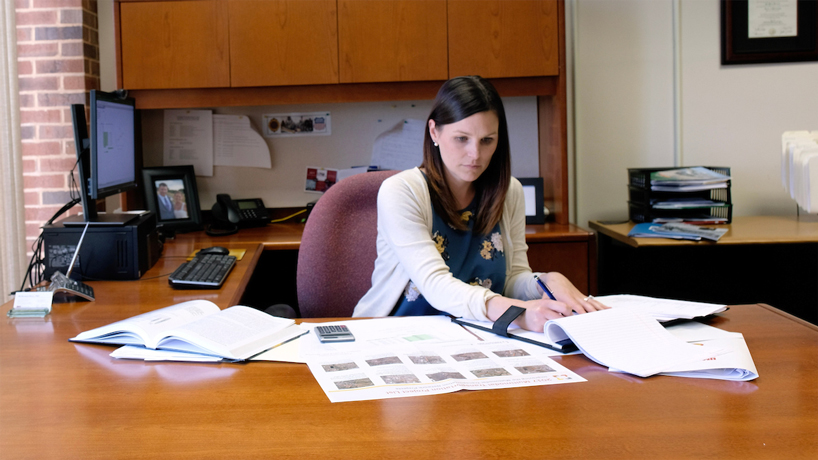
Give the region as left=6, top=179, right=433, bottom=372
left=451, top=306, right=578, bottom=353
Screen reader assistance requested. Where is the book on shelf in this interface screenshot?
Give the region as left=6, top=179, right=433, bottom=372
left=628, top=222, right=728, bottom=241
left=70, top=300, right=306, bottom=361
left=649, top=167, right=731, bottom=191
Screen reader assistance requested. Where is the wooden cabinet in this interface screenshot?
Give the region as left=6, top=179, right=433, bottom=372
left=115, top=0, right=570, bottom=226
left=448, top=0, right=559, bottom=78
left=119, top=0, right=230, bottom=89
left=118, top=0, right=559, bottom=88
left=338, top=0, right=448, bottom=83
left=229, top=0, right=339, bottom=87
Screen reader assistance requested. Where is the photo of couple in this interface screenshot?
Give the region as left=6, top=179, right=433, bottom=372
left=154, top=180, right=188, bottom=221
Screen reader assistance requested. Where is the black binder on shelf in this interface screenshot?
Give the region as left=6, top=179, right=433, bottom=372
left=627, top=166, right=733, bottom=224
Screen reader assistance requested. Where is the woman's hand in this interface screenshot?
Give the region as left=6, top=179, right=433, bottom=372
left=539, top=272, right=608, bottom=314
left=486, top=296, right=571, bottom=332
left=485, top=272, right=608, bottom=332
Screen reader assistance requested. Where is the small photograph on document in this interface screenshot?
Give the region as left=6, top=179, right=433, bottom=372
left=263, top=112, right=331, bottom=137
left=305, top=167, right=338, bottom=193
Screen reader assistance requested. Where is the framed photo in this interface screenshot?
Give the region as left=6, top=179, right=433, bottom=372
left=722, top=0, right=818, bottom=65
left=142, top=165, right=202, bottom=233
left=518, top=177, right=546, bottom=225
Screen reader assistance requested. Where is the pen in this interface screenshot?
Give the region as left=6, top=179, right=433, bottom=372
left=534, top=274, right=557, bottom=301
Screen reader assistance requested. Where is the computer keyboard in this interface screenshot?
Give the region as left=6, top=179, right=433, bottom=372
left=169, top=253, right=237, bottom=289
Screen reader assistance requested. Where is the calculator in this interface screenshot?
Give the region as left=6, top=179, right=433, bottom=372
left=315, top=325, right=355, bottom=343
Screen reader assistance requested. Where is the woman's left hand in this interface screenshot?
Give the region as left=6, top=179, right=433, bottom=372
left=540, top=272, right=608, bottom=314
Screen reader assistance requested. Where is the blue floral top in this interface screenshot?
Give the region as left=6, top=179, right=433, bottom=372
left=392, top=202, right=506, bottom=316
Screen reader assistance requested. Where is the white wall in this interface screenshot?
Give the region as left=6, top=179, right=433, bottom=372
left=139, top=99, right=539, bottom=209
left=573, top=0, right=818, bottom=226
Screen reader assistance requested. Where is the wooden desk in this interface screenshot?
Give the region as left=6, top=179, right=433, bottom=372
left=3, top=226, right=818, bottom=458
left=590, top=216, right=818, bottom=324
left=2, top=296, right=817, bottom=458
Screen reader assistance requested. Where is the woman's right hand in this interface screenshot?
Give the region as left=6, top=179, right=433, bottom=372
left=486, top=296, right=571, bottom=332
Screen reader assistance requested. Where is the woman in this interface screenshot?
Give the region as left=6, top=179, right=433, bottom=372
left=173, top=190, right=188, bottom=219
left=353, top=76, right=606, bottom=332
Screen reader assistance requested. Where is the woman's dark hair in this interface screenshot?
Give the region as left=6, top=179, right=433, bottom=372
left=420, top=75, right=511, bottom=235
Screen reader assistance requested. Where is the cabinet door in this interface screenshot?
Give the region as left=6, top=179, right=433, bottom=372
left=120, top=1, right=230, bottom=89
left=448, top=0, right=559, bottom=78
left=527, top=242, right=589, bottom=293
left=338, top=0, right=448, bottom=83
left=229, top=0, right=339, bottom=87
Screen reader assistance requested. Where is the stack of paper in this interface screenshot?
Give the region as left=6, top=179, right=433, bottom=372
left=591, top=295, right=726, bottom=322
left=649, top=167, right=731, bottom=191
left=544, top=308, right=717, bottom=378
left=456, top=295, right=755, bottom=381
left=628, top=222, right=728, bottom=242
left=781, top=130, right=818, bottom=212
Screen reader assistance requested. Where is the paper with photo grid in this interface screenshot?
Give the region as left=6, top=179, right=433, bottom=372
left=300, top=316, right=585, bottom=403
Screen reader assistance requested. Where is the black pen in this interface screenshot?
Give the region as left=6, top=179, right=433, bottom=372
left=534, top=274, right=557, bottom=301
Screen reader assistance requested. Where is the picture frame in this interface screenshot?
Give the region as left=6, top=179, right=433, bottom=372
left=141, top=165, right=202, bottom=234
left=518, top=177, right=546, bottom=225
left=722, top=0, right=818, bottom=65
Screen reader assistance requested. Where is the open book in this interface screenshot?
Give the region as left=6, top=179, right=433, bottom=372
left=70, top=300, right=305, bottom=361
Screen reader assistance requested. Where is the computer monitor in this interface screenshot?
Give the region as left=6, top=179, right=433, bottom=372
left=66, top=90, right=139, bottom=226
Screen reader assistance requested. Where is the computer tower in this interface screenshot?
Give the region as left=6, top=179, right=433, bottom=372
left=43, top=212, right=161, bottom=281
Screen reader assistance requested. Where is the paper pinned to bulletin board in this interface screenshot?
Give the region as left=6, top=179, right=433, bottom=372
left=163, top=109, right=214, bottom=176
left=213, top=114, right=271, bottom=169
left=263, top=112, right=331, bottom=137
left=305, top=167, right=337, bottom=193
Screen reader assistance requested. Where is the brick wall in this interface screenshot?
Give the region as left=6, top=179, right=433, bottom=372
left=16, top=0, right=99, bottom=249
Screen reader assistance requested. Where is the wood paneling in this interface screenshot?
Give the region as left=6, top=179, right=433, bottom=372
left=120, top=1, right=230, bottom=89
left=338, top=0, right=448, bottom=83
left=228, top=0, right=339, bottom=87
left=448, top=0, right=559, bottom=78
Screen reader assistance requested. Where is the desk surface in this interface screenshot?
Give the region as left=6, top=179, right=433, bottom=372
left=590, top=215, right=818, bottom=247
left=3, top=224, right=818, bottom=459
left=172, top=221, right=595, bottom=250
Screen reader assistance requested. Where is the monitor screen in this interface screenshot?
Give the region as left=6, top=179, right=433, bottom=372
left=90, top=90, right=137, bottom=200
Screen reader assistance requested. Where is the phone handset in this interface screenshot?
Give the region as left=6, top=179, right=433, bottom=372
left=207, top=194, right=271, bottom=236
left=213, top=193, right=241, bottom=224
left=207, top=193, right=241, bottom=236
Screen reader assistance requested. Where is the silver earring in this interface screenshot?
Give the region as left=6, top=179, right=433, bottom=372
left=433, top=142, right=439, bottom=147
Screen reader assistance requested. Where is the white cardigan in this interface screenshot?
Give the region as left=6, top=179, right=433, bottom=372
left=353, top=167, right=543, bottom=321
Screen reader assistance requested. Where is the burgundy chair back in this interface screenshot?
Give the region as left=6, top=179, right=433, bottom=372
left=296, top=170, right=399, bottom=317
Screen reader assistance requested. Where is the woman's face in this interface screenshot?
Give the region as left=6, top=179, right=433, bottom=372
left=174, top=192, right=184, bottom=204
left=429, top=110, right=499, bottom=189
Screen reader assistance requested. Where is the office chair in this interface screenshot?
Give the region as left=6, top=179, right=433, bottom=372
left=296, top=170, right=399, bottom=317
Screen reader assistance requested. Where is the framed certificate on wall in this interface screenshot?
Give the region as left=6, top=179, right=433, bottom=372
left=722, top=0, right=818, bottom=65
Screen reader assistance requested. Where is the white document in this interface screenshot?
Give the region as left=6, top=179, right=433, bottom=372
left=300, top=316, right=585, bottom=403
left=213, top=114, right=271, bottom=168
left=251, top=334, right=306, bottom=363
left=12, top=291, right=54, bottom=312
left=658, top=336, right=758, bottom=381
left=163, top=109, right=214, bottom=176
left=749, top=0, right=797, bottom=38
left=592, top=295, right=727, bottom=322
left=110, top=345, right=224, bottom=362
left=370, top=119, right=425, bottom=171
left=543, top=308, right=717, bottom=378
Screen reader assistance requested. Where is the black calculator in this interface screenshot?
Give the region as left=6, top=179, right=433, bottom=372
left=315, top=325, right=355, bottom=343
